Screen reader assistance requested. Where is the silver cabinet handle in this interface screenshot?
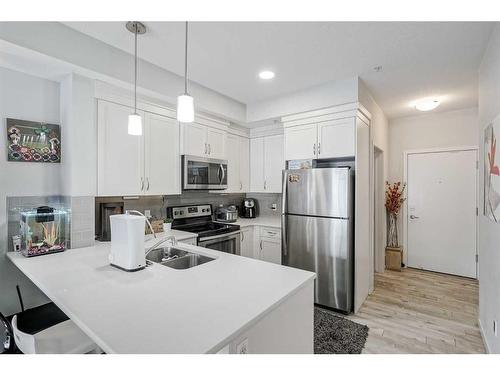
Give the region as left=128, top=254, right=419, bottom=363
left=241, top=231, right=244, bottom=242
left=209, top=144, right=211, bottom=155
left=260, top=240, right=263, bottom=251
left=264, top=180, right=267, bottom=190
left=240, top=181, right=243, bottom=190
left=410, top=215, right=419, bottom=219
left=146, top=178, right=150, bottom=191
left=140, top=178, right=144, bottom=191
left=204, top=143, right=207, bottom=154
left=313, top=143, right=316, bottom=156
left=318, top=143, right=321, bottom=155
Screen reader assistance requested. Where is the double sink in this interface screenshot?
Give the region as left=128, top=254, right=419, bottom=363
left=146, top=246, right=215, bottom=270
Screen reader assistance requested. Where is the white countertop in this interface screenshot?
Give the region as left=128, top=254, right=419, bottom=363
left=7, top=240, right=314, bottom=354
left=218, top=216, right=281, bottom=229
left=144, top=228, right=197, bottom=245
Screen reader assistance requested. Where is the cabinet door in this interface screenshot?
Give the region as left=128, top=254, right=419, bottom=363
left=183, top=122, right=207, bottom=157
left=264, top=135, right=285, bottom=193
left=240, top=227, right=254, bottom=258
left=250, top=137, right=265, bottom=192
left=260, top=239, right=282, bottom=265
left=207, top=128, right=226, bottom=159
left=226, top=134, right=241, bottom=193
left=284, top=124, right=317, bottom=160
left=144, top=112, right=180, bottom=195
left=239, top=137, right=250, bottom=192
left=317, top=118, right=356, bottom=158
left=97, top=100, right=144, bottom=196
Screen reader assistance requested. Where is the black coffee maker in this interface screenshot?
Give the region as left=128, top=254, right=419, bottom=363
left=241, top=198, right=258, bottom=218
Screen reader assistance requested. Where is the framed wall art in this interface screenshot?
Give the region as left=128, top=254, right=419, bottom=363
left=484, top=115, right=500, bottom=223
left=6, top=118, right=61, bottom=163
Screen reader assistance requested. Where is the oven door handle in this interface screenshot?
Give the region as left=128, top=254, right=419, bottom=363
left=198, top=231, right=241, bottom=243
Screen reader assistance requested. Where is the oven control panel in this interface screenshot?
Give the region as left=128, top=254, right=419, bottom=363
left=170, top=204, right=212, bottom=219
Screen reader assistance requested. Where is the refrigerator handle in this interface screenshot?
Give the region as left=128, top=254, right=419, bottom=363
left=281, top=170, right=287, bottom=214
left=281, top=214, right=288, bottom=258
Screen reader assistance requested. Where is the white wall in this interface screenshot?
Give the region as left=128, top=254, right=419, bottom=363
left=478, top=24, right=500, bottom=354
left=246, top=77, right=358, bottom=123
left=389, top=107, right=479, bottom=181
left=0, top=67, right=61, bottom=315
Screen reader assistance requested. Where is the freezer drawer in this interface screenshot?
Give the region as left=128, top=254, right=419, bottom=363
left=282, top=168, right=351, bottom=218
left=282, top=214, right=353, bottom=312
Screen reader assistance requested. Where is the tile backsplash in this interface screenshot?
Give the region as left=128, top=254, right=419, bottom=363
left=245, top=193, right=282, bottom=217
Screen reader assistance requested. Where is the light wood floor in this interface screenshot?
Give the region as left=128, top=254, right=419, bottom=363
left=348, top=268, right=486, bottom=354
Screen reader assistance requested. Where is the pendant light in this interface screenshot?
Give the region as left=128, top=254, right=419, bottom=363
left=126, top=21, right=146, bottom=135
left=177, top=21, right=195, bottom=123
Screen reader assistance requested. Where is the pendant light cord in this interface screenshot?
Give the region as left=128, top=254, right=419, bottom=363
left=184, top=21, right=188, bottom=95
left=134, top=23, right=138, bottom=114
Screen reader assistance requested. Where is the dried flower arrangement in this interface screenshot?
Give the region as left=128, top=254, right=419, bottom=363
left=385, top=181, right=406, bottom=248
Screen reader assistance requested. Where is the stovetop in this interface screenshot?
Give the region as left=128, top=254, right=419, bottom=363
left=172, top=221, right=240, bottom=238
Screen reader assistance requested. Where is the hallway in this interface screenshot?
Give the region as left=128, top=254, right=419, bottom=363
left=349, top=268, right=485, bottom=353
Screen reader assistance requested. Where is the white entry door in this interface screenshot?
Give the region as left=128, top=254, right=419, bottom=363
left=407, top=149, right=477, bottom=278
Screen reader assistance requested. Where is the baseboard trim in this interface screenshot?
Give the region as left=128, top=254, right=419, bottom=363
left=478, top=318, right=491, bottom=354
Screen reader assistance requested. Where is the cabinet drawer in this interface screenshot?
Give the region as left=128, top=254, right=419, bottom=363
left=260, top=226, right=281, bottom=240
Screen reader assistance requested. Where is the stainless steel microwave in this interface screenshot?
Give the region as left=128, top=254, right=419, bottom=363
left=182, top=155, right=228, bottom=190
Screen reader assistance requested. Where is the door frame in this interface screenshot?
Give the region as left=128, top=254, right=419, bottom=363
left=402, top=146, right=479, bottom=277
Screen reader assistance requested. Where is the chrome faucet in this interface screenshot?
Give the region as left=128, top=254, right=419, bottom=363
left=146, top=235, right=178, bottom=256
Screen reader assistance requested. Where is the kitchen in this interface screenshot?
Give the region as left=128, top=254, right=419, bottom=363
left=1, top=5, right=499, bottom=369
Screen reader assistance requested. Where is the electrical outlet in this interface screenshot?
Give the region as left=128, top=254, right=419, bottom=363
left=270, top=203, right=277, bottom=211
left=144, top=210, right=151, bottom=218
left=236, top=338, right=249, bottom=354
left=494, top=320, right=498, bottom=337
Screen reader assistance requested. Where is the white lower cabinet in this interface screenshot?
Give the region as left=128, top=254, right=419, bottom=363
left=253, top=227, right=281, bottom=264
left=240, top=227, right=254, bottom=258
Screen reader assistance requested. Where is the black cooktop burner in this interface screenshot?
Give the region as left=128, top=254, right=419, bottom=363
left=173, top=221, right=240, bottom=238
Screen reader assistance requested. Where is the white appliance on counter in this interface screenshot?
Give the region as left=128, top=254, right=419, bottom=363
left=109, top=214, right=146, bottom=271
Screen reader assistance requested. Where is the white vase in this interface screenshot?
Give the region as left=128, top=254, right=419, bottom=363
left=163, top=223, right=172, bottom=232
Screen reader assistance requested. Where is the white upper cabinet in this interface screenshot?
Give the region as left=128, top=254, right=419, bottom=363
left=317, top=118, right=356, bottom=158
left=250, top=134, right=284, bottom=193
left=182, top=122, right=226, bottom=159
left=227, top=134, right=250, bottom=193
left=97, top=100, right=180, bottom=196
left=284, top=123, right=317, bottom=160
left=264, top=135, right=285, bottom=193
left=98, top=100, right=144, bottom=196
left=206, top=128, right=226, bottom=159
left=250, top=138, right=265, bottom=192
left=239, top=137, right=250, bottom=191
left=144, top=112, right=180, bottom=195
left=284, top=117, right=356, bottom=160
left=182, top=122, right=207, bottom=157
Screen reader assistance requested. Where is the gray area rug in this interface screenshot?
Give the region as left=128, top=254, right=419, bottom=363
left=314, top=307, right=369, bottom=354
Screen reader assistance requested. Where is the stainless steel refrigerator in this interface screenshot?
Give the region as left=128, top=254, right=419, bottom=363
left=281, top=167, right=354, bottom=312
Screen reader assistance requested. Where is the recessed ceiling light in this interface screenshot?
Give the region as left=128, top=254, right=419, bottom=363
left=415, top=98, right=440, bottom=112
left=259, top=70, right=275, bottom=80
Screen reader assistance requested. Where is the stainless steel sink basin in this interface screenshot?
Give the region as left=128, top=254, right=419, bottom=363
left=146, top=246, right=215, bottom=270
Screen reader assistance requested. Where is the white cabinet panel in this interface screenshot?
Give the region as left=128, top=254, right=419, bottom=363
left=264, top=135, right=284, bottom=193
left=144, top=112, right=180, bottom=195
left=240, top=227, right=254, bottom=258
left=250, top=138, right=265, bottom=192
left=317, top=118, right=355, bottom=158
left=260, top=240, right=282, bottom=264
left=239, top=137, right=250, bottom=192
left=207, top=128, right=226, bottom=159
left=285, top=124, right=317, bottom=160
left=226, top=134, right=241, bottom=192
left=97, top=100, right=144, bottom=196
left=183, top=122, right=207, bottom=157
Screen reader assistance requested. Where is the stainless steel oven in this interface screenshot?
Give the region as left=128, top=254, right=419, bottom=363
left=183, top=155, right=228, bottom=190
left=197, top=232, right=241, bottom=255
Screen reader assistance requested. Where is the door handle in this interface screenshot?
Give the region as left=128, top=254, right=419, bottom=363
left=140, top=178, right=144, bottom=191
left=208, top=144, right=211, bottom=155
left=240, top=181, right=243, bottom=190
left=318, top=143, right=321, bottom=155
left=410, top=215, right=419, bottom=219
left=146, top=178, right=150, bottom=191
left=204, top=143, right=207, bottom=155
left=264, top=180, right=267, bottom=190
left=313, top=143, right=316, bottom=156
left=281, top=215, right=287, bottom=257
left=241, top=231, right=244, bottom=242
left=260, top=240, right=263, bottom=251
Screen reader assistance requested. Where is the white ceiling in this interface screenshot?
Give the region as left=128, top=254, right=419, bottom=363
left=63, top=22, right=494, bottom=119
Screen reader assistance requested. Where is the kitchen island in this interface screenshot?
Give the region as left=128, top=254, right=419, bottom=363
left=7, top=241, right=315, bottom=354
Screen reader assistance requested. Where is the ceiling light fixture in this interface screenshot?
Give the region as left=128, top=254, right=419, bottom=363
left=259, top=70, right=275, bottom=80
left=126, top=21, right=146, bottom=136
left=177, top=21, right=195, bottom=123
left=415, top=98, right=440, bottom=112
